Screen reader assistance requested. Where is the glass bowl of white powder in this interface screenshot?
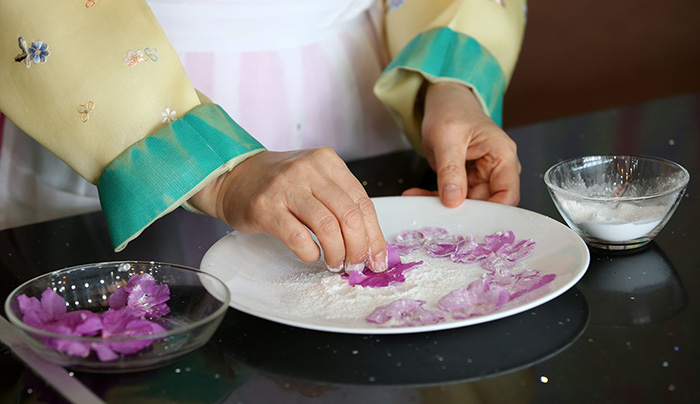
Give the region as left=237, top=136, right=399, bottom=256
left=544, top=155, right=689, bottom=250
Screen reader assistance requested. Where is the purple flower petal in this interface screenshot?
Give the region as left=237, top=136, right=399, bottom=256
left=437, top=276, right=510, bottom=319
left=342, top=243, right=423, bottom=288
left=40, top=289, right=67, bottom=321
left=107, top=319, right=167, bottom=355
left=393, top=230, right=427, bottom=255
left=109, top=273, right=170, bottom=317
left=91, top=342, right=119, bottom=362
left=16, top=274, right=173, bottom=362
left=425, top=234, right=465, bottom=257
left=17, top=294, right=42, bottom=315
left=366, top=299, right=444, bottom=326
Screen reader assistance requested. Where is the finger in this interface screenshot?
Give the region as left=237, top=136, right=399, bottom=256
left=401, top=188, right=439, bottom=197
left=467, top=158, right=521, bottom=205
left=354, top=195, right=388, bottom=273
left=487, top=164, right=521, bottom=205
left=261, top=209, right=322, bottom=264
left=288, top=193, right=349, bottom=271
left=319, top=151, right=388, bottom=273
left=313, top=176, right=379, bottom=272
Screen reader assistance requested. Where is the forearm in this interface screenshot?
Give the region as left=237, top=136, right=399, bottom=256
left=0, top=1, right=264, bottom=250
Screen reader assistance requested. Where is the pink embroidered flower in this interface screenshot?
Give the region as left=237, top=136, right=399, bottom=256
left=123, top=50, right=145, bottom=67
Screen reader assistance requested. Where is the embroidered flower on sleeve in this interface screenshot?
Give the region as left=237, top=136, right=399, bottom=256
left=123, top=50, right=145, bottom=67
left=15, top=38, right=49, bottom=68
left=161, top=108, right=177, bottom=123
left=144, top=48, right=159, bottom=62
left=28, top=40, right=50, bottom=64
left=387, top=0, right=404, bottom=11
left=78, top=101, right=95, bottom=123
left=86, top=0, right=97, bottom=8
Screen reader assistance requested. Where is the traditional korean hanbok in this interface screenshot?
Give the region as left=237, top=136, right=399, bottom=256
left=0, top=0, right=526, bottom=249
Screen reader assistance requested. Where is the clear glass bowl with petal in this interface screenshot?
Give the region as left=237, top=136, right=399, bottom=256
left=4, top=261, right=230, bottom=373
left=544, top=155, right=689, bottom=250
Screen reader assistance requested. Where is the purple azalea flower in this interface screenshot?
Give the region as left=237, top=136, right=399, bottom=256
left=437, top=276, right=510, bottom=319
left=92, top=307, right=166, bottom=361
left=17, top=289, right=103, bottom=357
left=16, top=273, right=172, bottom=362
left=108, top=273, right=170, bottom=317
left=366, top=299, right=444, bottom=326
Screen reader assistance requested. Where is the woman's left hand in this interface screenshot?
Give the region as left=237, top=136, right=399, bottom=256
left=402, top=81, right=521, bottom=207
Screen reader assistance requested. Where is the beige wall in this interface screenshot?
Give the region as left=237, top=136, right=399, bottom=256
left=503, top=0, right=700, bottom=127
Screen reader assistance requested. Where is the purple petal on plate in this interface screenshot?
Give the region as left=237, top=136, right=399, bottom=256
left=366, top=299, right=444, bottom=326
left=348, top=260, right=422, bottom=288
left=387, top=243, right=401, bottom=268
left=394, top=229, right=426, bottom=247
left=419, top=227, right=450, bottom=239
left=347, top=270, right=368, bottom=285
left=393, top=228, right=449, bottom=255
left=508, top=273, right=557, bottom=301
left=437, top=276, right=509, bottom=319
left=345, top=243, right=422, bottom=288
left=425, top=234, right=465, bottom=257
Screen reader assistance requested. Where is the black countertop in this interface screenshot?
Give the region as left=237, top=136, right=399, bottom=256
left=1, top=94, right=698, bottom=404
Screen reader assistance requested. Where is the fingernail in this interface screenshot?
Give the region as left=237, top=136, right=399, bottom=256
left=326, top=260, right=344, bottom=273
left=371, top=251, right=388, bottom=273
left=344, top=262, right=365, bottom=274
left=443, top=184, right=462, bottom=203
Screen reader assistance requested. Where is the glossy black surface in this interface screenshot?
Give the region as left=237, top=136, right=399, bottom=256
left=1, top=94, right=698, bottom=403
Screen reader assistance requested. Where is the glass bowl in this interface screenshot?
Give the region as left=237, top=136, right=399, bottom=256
left=4, top=261, right=230, bottom=373
left=544, top=155, right=689, bottom=250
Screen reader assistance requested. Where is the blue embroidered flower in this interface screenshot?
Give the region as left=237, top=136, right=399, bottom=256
left=388, top=0, right=404, bottom=11
left=28, top=40, right=50, bottom=64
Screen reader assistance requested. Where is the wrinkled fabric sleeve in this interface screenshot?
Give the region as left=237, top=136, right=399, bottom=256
left=0, top=0, right=265, bottom=251
left=374, top=0, right=527, bottom=153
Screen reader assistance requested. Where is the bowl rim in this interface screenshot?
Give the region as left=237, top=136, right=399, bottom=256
left=543, top=154, right=690, bottom=202
left=4, top=260, right=231, bottom=342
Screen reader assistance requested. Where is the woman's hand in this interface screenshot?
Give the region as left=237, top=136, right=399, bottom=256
left=403, top=82, right=521, bottom=206
left=189, top=148, right=388, bottom=273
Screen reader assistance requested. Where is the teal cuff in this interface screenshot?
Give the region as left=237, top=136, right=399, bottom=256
left=383, top=26, right=506, bottom=126
left=97, top=104, right=265, bottom=251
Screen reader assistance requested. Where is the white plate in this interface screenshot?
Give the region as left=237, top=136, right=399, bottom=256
left=200, top=196, right=590, bottom=334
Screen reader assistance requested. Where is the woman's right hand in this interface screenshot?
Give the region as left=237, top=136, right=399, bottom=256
left=188, top=148, right=388, bottom=274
